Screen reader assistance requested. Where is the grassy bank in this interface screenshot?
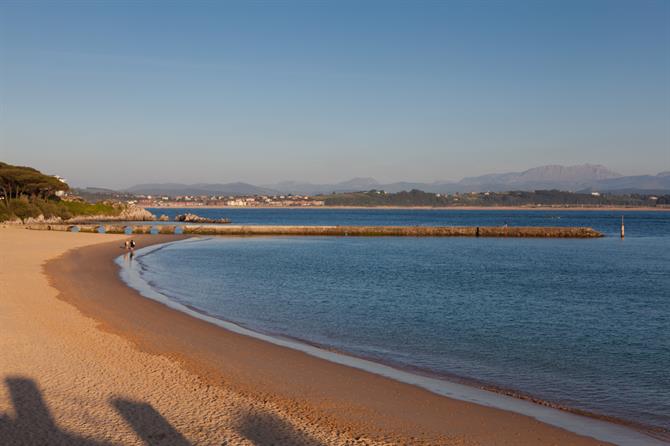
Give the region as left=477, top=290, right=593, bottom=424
left=0, top=197, right=122, bottom=222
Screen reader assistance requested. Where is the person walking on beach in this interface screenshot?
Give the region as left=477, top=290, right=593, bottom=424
left=123, top=240, right=130, bottom=250
left=128, top=239, right=136, bottom=260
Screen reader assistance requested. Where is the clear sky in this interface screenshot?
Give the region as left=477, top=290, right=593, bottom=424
left=1, top=1, right=668, bottom=188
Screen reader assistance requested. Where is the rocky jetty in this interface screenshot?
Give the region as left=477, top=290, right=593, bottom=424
left=25, top=224, right=603, bottom=238
left=3, top=215, right=62, bottom=225
left=174, top=213, right=231, bottom=224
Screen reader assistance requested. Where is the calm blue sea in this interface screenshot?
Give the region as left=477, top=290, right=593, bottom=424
left=137, top=209, right=669, bottom=434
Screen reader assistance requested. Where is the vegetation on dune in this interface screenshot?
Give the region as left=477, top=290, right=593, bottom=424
left=3, top=196, right=71, bottom=221
left=60, top=200, right=121, bottom=217
left=0, top=161, right=122, bottom=222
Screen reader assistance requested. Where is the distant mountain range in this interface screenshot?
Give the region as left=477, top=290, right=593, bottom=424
left=124, top=182, right=277, bottom=196
left=123, top=164, right=670, bottom=196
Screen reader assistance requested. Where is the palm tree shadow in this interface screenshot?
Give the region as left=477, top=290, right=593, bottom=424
left=112, top=398, right=191, bottom=446
left=237, top=411, right=326, bottom=446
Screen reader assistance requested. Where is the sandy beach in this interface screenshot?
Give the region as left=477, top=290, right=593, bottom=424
left=0, top=226, right=616, bottom=445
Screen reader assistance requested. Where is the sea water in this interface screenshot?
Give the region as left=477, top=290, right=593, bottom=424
left=130, top=209, right=669, bottom=439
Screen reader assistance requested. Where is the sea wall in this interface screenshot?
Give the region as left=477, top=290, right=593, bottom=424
left=23, top=224, right=604, bottom=238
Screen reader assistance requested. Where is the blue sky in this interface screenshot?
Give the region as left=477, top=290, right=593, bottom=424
left=1, top=1, right=668, bottom=188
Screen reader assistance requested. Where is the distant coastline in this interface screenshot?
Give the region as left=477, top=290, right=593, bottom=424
left=142, top=204, right=670, bottom=211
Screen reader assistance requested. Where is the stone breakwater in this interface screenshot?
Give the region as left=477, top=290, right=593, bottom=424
left=23, top=224, right=604, bottom=238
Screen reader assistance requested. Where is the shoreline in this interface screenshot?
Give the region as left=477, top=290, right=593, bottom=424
left=41, top=232, right=664, bottom=445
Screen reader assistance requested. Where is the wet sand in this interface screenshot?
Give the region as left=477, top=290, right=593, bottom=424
left=1, top=226, right=615, bottom=445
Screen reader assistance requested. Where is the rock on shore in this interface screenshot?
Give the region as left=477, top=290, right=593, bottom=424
left=4, top=215, right=63, bottom=225
left=174, top=213, right=231, bottom=224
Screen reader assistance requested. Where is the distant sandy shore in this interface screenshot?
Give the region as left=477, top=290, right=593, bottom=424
left=144, top=204, right=669, bottom=211
left=1, top=226, right=619, bottom=445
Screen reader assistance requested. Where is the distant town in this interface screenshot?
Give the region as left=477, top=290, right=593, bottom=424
left=134, top=194, right=325, bottom=208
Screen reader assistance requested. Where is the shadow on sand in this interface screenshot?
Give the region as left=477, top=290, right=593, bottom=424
left=0, top=377, right=191, bottom=445
left=112, top=399, right=190, bottom=446
left=237, top=411, right=326, bottom=446
left=1, top=377, right=330, bottom=446
left=0, top=377, right=110, bottom=445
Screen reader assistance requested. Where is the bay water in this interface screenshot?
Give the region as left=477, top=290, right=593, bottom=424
left=131, top=209, right=669, bottom=437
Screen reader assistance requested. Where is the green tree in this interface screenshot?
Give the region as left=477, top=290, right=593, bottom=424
left=0, top=162, right=69, bottom=205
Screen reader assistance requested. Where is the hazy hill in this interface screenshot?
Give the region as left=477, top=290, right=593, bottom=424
left=456, top=164, right=622, bottom=192
left=586, top=173, right=670, bottom=194
left=125, top=182, right=278, bottom=196
left=123, top=164, right=670, bottom=196
left=264, top=178, right=382, bottom=195
left=266, top=164, right=636, bottom=194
